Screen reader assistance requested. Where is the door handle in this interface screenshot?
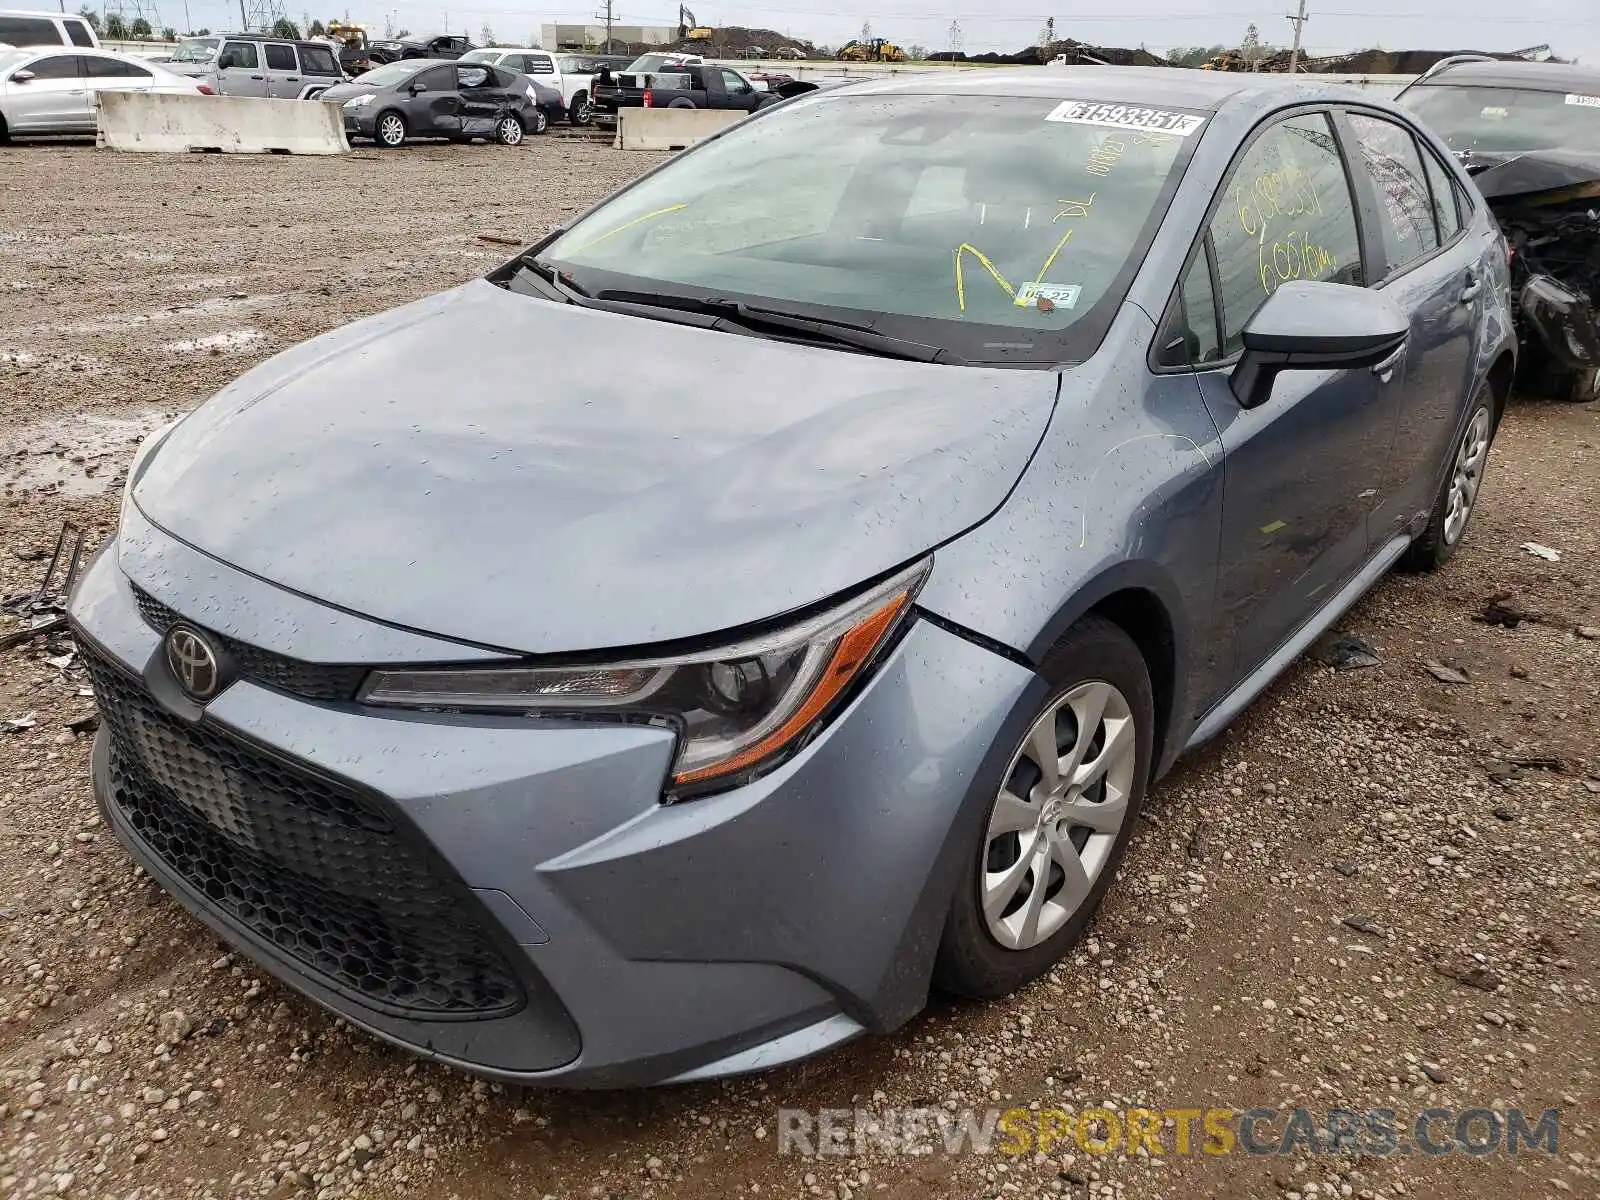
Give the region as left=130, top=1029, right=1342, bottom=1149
left=286, top=76, right=299, bottom=81
left=1459, top=272, right=1482, bottom=304
left=250, top=74, right=264, bottom=80
left=1371, top=341, right=1407, bottom=383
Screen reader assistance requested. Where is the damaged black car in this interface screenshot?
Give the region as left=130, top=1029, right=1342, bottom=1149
left=1401, top=58, right=1600, bottom=402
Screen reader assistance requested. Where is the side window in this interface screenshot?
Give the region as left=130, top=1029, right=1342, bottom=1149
left=1346, top=113, right=1439, bottom=274
left=264, top=43, right=297, bottom=71
left=299, top=44, right=338, bottom=75
left=27, top=55, right=85, bottom=79
left=1208, top=111, right=1364, bottom=356
left=721, top=68, right=751, bottom=95
left=417, top=65, right=455, bottom=92
left=91, top=58, right=152, bottom=78
left=1157, top=245, right=1222, bottom=368
left=0, top=16, right=62, bottom=44
left=525, top=54, right=554, bottom=74
left=1419, top=145, right=1462, bottom=242
left=456, top=64, right=490, bottom=89
left=219, top=41, right=259, bottom=70
left=66, top=20, right=96, bottom=47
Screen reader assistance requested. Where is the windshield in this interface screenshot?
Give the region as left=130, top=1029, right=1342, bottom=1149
left=170, top=36, right=220, bottom=62
left=358, top=61, right=424, bottom=87
left=1403, top=84, right=1600, bottom=153
left=539, top=93, right=1202, bottom=366
left=458, top=48, right=497, bottom=63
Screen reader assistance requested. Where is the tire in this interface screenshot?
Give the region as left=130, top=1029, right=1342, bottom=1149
left=934, top=616, right=1154, bottom=1000
left=666, top=97, right=695, bottom=109
left=1400, top=383, right=1496, bottom=573
left=527, top=108, right=548, bottom=135
left=373, top=110, right=406, bottom=148
left=495, top=114, right=524, bottom=145
left=1552, top=365, right=1600, bottom=404
left=569, top=90, right=591, bottom=125
left=0, top=111, right=9, bottom=145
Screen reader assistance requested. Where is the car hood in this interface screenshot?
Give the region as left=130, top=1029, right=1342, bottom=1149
left=1466, top=148, right=1600, bottom=200
left=162, top=60, right=211, bottom=77
left=317, top=80, right=381, bottom=101
left=132, top=281, right=1058, bottom=655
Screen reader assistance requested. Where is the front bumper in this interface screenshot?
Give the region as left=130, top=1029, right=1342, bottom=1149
left=70, top=520, right=1037, bottom=1086
left=341, top=108, right=376, bottom=136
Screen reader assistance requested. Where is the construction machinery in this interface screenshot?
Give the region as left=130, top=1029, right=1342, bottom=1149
left=677, top=5, right=714, bottom=41
left=837, top=37, right=907, bottom=63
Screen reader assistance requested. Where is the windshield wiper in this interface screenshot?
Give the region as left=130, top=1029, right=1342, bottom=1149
left=593, top=290, right=963, bottom=364
left=511, top=257, right=596, bottom=304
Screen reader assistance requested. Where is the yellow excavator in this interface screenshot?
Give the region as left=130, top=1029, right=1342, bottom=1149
left=838, top=37, right=906, bottom=62
left=678, top=5, right=714, bottom=41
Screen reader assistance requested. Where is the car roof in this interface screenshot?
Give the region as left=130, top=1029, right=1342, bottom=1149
left=1408, top=59, right=1600, bottom=93
left=829, top=65, right=1370, bottom=112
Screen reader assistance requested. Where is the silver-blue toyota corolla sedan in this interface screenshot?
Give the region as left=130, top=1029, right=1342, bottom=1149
left=70, top=67, right=1514, bottom=1087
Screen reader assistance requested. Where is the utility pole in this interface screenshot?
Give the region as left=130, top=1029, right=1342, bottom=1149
left=239, top=0, right=246, bottom=29
left=593, top=0, right=613, bottom=52
left=1286, top=0, right=1308, bottom=74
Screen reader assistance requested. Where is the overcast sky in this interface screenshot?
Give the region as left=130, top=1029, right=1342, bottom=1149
left=171, top=0, right=1596, bottom=64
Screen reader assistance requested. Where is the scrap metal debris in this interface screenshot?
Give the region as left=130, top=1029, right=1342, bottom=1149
left=2, top=522, right=85, bottom=655
left=2, top=712, right=38, bottom=733
left=1433, top=961, right=1504, bottom=993
left=1423, top=660, right=1470, bottom=684
left=1520, top=542, right=1561, bottom=562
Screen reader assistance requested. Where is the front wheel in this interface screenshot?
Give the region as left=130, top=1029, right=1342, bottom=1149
left=373, top=110, right=406, bottom=148
left=1401, top=385, right=1496, bottom=572
left=569, top=91, right=591, bottom=125
left=934, top=616, right=1153, bottom=999
left=495, top=114, right=524, bottom=145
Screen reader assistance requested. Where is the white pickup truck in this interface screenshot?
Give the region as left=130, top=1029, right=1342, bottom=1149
left=460, top=47, right=641, bottom=126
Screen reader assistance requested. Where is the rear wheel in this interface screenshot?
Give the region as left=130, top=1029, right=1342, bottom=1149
left=495, top=114, right=524, bottom=145
left=934, top=616, right=1153, bottom=999
left=527, top=108, right=548, bottom=135
left=569, top=90, right=591, bottom=125
left=1401, top=384, right=1495, bottom=572
left=373, top=110, right=406, bottom=148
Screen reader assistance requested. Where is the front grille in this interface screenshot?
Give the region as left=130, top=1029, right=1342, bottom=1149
left=82, top=642, right=526, bottom=1019
left=131, top=583, right=367, bottom=702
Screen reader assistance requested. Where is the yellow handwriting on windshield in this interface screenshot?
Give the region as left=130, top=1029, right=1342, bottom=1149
left=954, top=229, right=1074, bottom=312
left=564, top=203, right=690, bottom=254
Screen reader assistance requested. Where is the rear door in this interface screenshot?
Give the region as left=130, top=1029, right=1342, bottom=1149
left=262, top=42, right=302, bottom=98
left=408, top=64, right=460, bottom=135
left=6, top=54, right=90, bottom=131
left=215, top=39, right=267, bottom=97
left=454, top=62, right=499, bottom=136
left=1189, top=109, right=1393, bottom=681
left=1340, top=109, right=1481, bottom=535
left=82, top=55, right=157, bottom=116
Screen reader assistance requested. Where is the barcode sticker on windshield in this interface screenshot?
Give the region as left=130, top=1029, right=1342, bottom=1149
left=1016, top=282, right=1082, bottom=310
left=1565, top=93, right=1600, bottom=108
left=1045, top=100, right=1205, bottom=136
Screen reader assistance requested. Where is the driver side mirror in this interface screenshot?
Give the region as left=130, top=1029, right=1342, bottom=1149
left=10, top=69, right=35, bottom=83
left=409, top=81, right=428, bottom=93
left=1231, top=281, right=1409, bottom=410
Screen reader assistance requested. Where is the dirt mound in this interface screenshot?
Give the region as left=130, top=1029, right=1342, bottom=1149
left=627, top=25, right=814, bottom=57
left=929, top=39, right=1167, bottom=67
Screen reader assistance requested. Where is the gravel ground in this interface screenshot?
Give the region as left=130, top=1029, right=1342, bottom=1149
left=1, top=140, right=1597, bottom=1200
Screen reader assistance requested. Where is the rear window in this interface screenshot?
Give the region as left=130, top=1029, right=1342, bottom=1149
left=1402, top=83, right=1600, bottom=152
left=541, top=93, right=1205, bottom=367
left=0, top=16, right=61, bottom=45
left=299, top=43, right=338, bottom=75
left=66, top=19, right=94, bottom=46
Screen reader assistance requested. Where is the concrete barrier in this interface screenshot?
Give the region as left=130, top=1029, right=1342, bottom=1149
left=97, top=92, right=349, bottom=155
left=616, top=107, right=746, bottom=151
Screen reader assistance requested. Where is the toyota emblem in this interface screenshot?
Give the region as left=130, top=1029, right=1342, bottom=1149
left=165, top=626, right=220, bottom=701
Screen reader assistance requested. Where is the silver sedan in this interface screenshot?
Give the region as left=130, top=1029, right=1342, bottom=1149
left=0, top=47, right=203, bottom=138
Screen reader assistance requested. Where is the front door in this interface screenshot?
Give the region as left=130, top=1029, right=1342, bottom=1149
left=7, top=54, right=90, bottom=131
left=215, top=40, right=267, bottom=97
left=1342, top=110, right=1481, bottom=536
left=1195, top=109, right=1396, bottom=681
left=263, top=42, right=303, bottom=98
left=718, top=68, right=758, bottom=111
left=409, top=65, right=460, bottom=136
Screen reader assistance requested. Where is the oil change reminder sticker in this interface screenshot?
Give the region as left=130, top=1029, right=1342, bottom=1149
left=1045, top=100, right=1206, bottom=136
left=1566, top=93, right=1600, bottom=108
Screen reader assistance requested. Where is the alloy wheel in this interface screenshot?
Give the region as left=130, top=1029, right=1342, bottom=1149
left=981, top=680, right=1137, bottom=951
left=498, top=116, right=523, bottom=145
left=1444, top=406, right=1491, bottom=546
left=571, top=96, right=591, bottom=125
left=376, top=113, right=404, bottom=146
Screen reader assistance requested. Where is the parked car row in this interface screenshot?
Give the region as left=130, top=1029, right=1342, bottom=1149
left=326, top=58, right=564, bottom=146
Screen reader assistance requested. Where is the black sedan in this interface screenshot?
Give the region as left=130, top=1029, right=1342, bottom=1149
left=321, top=59, right=559, bottom=147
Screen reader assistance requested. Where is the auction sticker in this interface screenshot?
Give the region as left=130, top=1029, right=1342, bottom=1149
left=1045, top=100, right=1206, bottom=136
left=1566, top=94, right=1600, bottom=108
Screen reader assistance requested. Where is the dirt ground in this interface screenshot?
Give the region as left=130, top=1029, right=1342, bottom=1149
left=1, top=140, right=1597, bottom=1200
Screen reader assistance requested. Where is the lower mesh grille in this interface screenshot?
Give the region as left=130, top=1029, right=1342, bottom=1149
left=82, top=642, right=526, bottom=1019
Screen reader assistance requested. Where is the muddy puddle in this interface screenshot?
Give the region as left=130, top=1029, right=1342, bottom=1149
left=1, top=410, right=175, bottom=497
left=160, top=329, right=265, bottom=355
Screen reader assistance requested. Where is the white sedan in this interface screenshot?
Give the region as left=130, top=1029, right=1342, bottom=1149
left=0, top=46, right=205, bottom=139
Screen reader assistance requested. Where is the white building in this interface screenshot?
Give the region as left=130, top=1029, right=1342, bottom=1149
left=538, top=23, right=677, bottom=51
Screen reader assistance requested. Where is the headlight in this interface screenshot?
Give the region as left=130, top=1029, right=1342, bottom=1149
left=342, top=93, right=375, bottom=107
left=360, top=559, right=930, bottom=794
